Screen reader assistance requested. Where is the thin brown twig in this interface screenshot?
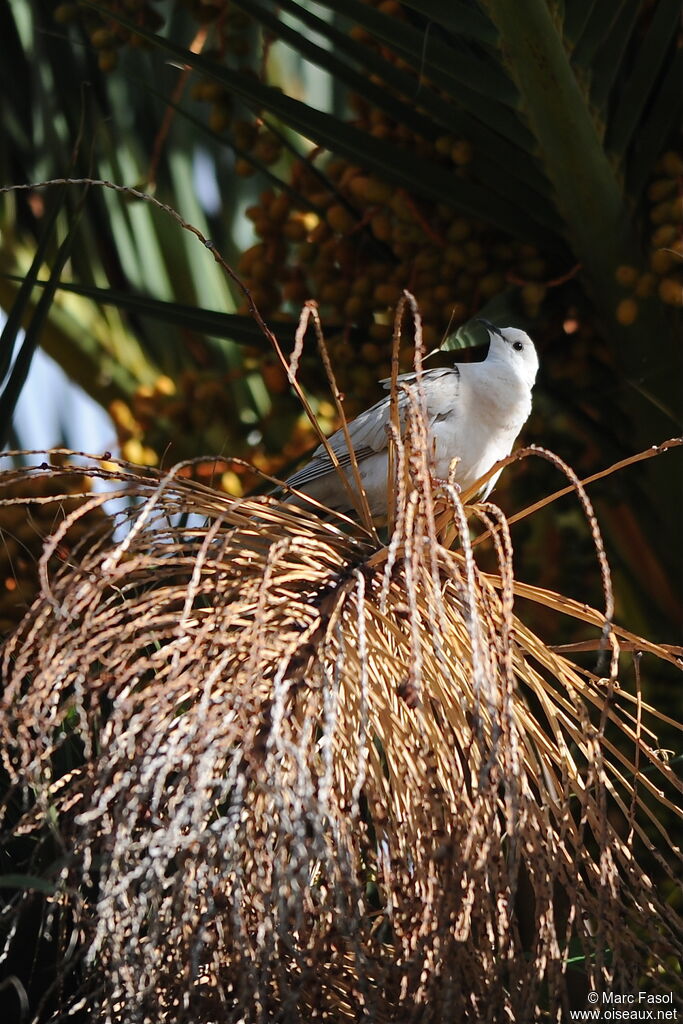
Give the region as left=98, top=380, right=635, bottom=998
left=303, top=302, right=377, bottom=536
left=147, top=26, right=209, bottom=189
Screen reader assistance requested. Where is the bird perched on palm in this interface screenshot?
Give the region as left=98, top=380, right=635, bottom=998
left=284, top=323, right=538, bottom=517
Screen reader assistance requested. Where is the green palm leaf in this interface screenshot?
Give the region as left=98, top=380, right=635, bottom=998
left=1, top=273, right=304, bottom=351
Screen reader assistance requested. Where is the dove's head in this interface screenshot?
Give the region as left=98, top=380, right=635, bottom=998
left=479, top=321, right=539, bottom=388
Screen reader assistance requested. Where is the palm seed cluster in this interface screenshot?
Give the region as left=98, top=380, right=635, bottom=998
left=54, top=0, right=165, bottom=71
left=108, top=365, right=338, bottom=493
left=55, top=0, right=255, bottom=73
left=615, top=149, right=683, bottom=325
left=236, top=166, right=552, bottom=397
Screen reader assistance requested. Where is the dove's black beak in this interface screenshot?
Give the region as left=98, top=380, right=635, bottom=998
left=475, top=317, right=504, bottom=340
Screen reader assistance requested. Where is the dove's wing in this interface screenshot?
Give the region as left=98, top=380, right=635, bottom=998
left=285, top=392, right=402, bottom=490
left=378, top=366, right=458, bottom=390
left=285, top=367, right=460, bottom=490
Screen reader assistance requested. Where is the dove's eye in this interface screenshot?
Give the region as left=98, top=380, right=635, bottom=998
left=513, top=341, right=524, bottom=351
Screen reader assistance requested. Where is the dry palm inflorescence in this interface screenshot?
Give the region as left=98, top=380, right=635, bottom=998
left=1, top=361, right=682, bottom=1020
left=0, top=465, right=111, bottom=635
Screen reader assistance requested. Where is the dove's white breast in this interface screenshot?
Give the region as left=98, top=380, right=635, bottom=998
left=284, top=326, right=537, bottom=516
left=429, top=357, right=532, bottom=497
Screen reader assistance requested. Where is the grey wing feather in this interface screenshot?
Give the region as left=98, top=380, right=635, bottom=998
left=284, top=444, right=375, bottom=489
left=285, top=366, right=459, bottom=490
left=285, top=391, right=407, bottom=489
left=379, top=366, right=459, bottom=389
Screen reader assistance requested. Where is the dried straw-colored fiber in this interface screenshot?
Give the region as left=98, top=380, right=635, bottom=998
left=0, top=435, right=681, bottom=1022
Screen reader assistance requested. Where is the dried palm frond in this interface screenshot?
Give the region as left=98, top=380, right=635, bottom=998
left=0, top=436, right=681, bottom=1020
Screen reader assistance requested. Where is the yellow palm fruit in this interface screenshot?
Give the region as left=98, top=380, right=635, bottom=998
left=389, top=191, right=413, bottom=220
left=392, top=242, right=416, bottom=260
left=658, top=277, right=683, bottom=306
left=239, top=245, right=267, bottom=274
left=282, top=280, right=309, bottom=304
left=235, top=158, right=256, bottom=177
left=283, top=218, right=307, bottom=242
left=329, top=339, right=355, bottom=364
left=370, top=212, right=393, bottom=242
left=435, top=135, right=454, bottom=157
left=650, top=249, right=675, bottom=275
left=54, top=4, right=78, bottom=22
left=615, top=265, right=639, bottom=287
left=201, top=82, right=229, bottom=102
left=344, top=295, right=366, bottom=320
left=450, top=140, right=473, bottom=166
left=90, top=28, right=115, bottom=49
left=208, top=106, right=232, bottom=136
left=154, top=375, right=175, bottom=396
left=250, top=285, right=280, bottom=311
left=433, top=284, right=457, bottom=303
left=616, top=298, right=639, bottom=325
left=327, top=201, right=358, bottom=232
left=651, top=225, right=679, bottom=248
left=349, top=25, right=371, bottom=43
left=233, top=120, right=258, bottom=150
left=122, top=440, right=158, bottom=466
left=348, top=176, right=393, bottom=205
left=320, top=281, right=349, bottom=307
left=260, top=360, right=289, bottom=395
left=309, top=222, right=330, bottom=245
left=650, top=200, right=674, bottom=225
left=97, top=49, right=118, bottom=72
left=374, top=282, right=403, bottom=305
left=252, top=136, right=281, bottom=165
left=326, top=159, right=347, bottom=181
left=660, top=151, right=683, bottom=176
left=414, top=248, right=441, bottom=271
left=351, top=276, right=373, bottom=297
left=648, top=179, right=677, bottom=202
left=635, top=272, right=656, bottom=298
left=109, top=400, right=139, bottom=437
left=221, top=471, right=244, bottom=497
left=268, top=194, right=290, bottom=223
left=250, top=259, right=272, bottom=284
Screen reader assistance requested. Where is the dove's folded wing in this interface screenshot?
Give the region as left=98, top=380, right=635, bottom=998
left=285, top=367, right=459, bottom=491
left=285, top=393, right=398, bottom=489
left=379, top=366, right=458, bottom=389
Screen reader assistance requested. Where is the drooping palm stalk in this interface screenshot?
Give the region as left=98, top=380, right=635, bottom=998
left=1, top=408, right=680, bottom=1020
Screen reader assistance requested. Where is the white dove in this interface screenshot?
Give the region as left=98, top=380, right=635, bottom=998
left=284, top=323, right=538, bottom=517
